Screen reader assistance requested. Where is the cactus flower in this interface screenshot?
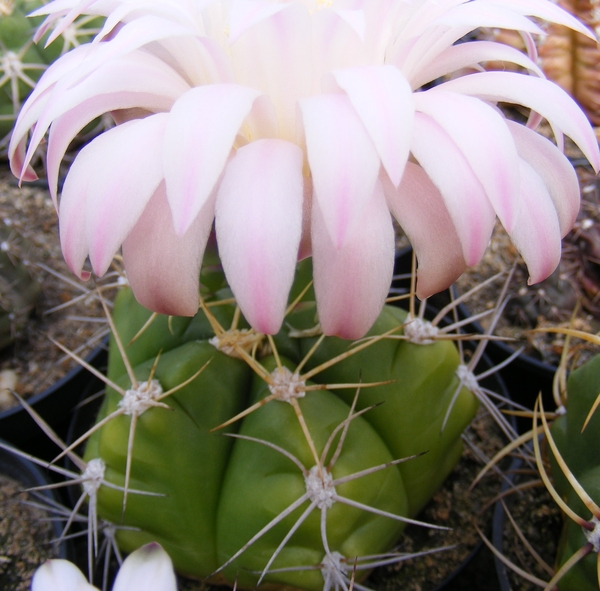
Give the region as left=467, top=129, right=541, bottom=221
left=9, top=0, right=600, bottom=338
left=31, top=542, right=177, bottom=591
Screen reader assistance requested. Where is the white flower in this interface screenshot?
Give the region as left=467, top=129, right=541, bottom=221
left=31, top=542, right=177, bottom=591
left=10, top=0, right=600, bottom=338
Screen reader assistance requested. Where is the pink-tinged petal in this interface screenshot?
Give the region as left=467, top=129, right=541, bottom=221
left=8, top=45, right=90, bottom=179
left=85, top=115, right=167, bottom=276
left=312, top=179, right=395, bottom=339
left=59, top=16, right=197, bottom=90
left=430, top=1, right=544, bottom=34
left=383, top=163, right=466, bottom=299
left=298, top=174, right=313, bottom=261
left=509, top=160, right=562, bottom=284
left=414, top=89, right=520, bottom=231
left=8, top=138, right=37, bottom=184
left=507, top=120, right=579, bottom=236
left=361, top=0, right=408, bottom=62
left=230, top=2, right=311, bottom=142
left=332, top=65, right=413, bottom=186
left=312, top=7, right=367, bottom=82
left=243, top=94, right=279, bottom=143
left=480, top=0, right=596, bottom=39
left=300, top=93, right=380, bottom=249
left=396, top=1, right=544, bottom=83
left=398, top=1, right=543, bottom=79
left=393, top=0, right=467, bottom=41
left=163, top=84, right=260, bottom=235
left=439, top=72, right=600, bottom=172
left=31, top=0, right=100, bottom=42
left=23, top=50, right=186, bottom=188
left=31, top=559, right=97, bottom=591
left=155, top=36, right=234, bottom=86
left=410, top=40, right=544, bottom=89
left=112, top=543, right=176, bottom=591
left=228, top=0, right=290, bottom=43
left=59, top=145, right=94, bottom=280
left=331, top=9, right=365, bottom=42
left=96, top=0, right=210, bottom=43
left=122, top=182, right=214, bottom=317
left=41, top=0, right=98, bottom=45
left=410, top=112, right=495, bottom=266
left=45, top=50, right=189, bottom=204
left=216, top=139, right=304, bottom=334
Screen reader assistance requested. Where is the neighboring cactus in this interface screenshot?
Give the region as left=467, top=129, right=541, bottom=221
left=548, top=353, right=600, bottom=591
left=0, top=219, right=40, bottom=350
left=0, top=0, right=101, bottom=147
left=80, top=277, right=479, bottom=590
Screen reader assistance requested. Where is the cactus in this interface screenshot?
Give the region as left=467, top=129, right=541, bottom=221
left=79, top=271, right=480, bottom=590
left=0, top=0, right=101, bottom=148
left=549, top=353, right=600, bottom=591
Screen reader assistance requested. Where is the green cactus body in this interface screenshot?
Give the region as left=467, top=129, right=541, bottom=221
left=106, top=286, right=238, bottom=379
left=550, top=354, right=600, bottom=591
left=84, top=287, right=478, bottom=589
left=84, top=339, right=253, bottom=576
left=285, top=304, right=478, bottom=515
left=215, top=355, right=407, bottom=590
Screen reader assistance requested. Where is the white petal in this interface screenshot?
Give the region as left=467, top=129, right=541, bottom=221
left=312, top=179, right=395, bottom=339
left=112, top=543, right=177, bottom=591
left=122, top=182, right=214, bottom=317
left=85, top=115, right=168, bottom=276
left=31, top=560, right=97, bottom=591
left=300, top=93, right=380, bottom=249
left=410, top=112, right=496, bottom=265
left=507, top=120, right=580, bottom=236
left=332, top=65, right=414, bottom=186
left=216, top=139, right=304, bottom=334
left=509, top=160, right=562, bottom=284
left=163, top=84, right=260, bottom=235
left=384, top=163, right=466, bottom=299
left=439, top=72, right=600, bottom=172
left=414, top=88, right=521, bottom=231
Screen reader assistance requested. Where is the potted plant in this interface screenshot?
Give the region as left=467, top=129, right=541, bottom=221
left=6, top=0, right=600, bottom=589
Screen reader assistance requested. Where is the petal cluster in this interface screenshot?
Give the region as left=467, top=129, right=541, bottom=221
left=10, top=0, right=600, bottom=338
left=32, top=542, right=177, bottom=591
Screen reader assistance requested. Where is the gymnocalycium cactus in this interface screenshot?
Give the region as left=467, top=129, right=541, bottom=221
left=79, top=272, right=479, bottom=590
left=547, top=353, right=600, bottom=591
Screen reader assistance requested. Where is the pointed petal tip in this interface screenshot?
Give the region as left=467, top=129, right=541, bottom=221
left=113, top=542, right=176, bottom=591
